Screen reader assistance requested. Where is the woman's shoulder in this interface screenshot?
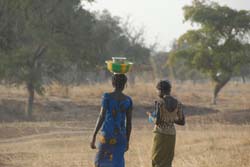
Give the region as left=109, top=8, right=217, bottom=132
left=103, top=92, right=132, bottom=102
left=166, top=96, right=183, bottom=110
left=163, top=95, right=181, bottom=103
left=122, top=94, right=132, bottom=104
left=124, top=95, right=133, bottom=109
left=102, top=92, right=111, bottom=100
left=125, top=94, right=132, bottom=101
left=158, top=95, right=182, bottom=109
left=102, top=92, right=109, bottom=96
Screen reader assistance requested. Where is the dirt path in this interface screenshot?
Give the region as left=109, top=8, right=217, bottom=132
left=0, top=130, right=92, bottom=145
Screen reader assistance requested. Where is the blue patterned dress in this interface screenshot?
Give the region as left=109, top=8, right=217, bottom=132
left=95, top=93, right=133, bottom=167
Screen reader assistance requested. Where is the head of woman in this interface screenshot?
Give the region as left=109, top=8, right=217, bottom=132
left=156, top=80, right=172, bottom=98
left=112, top=74, right=127, bottom=91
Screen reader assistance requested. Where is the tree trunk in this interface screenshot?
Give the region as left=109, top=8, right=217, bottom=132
left=192, top=79, right=197, bottom=85
left=25, top=45, right=46, bottom=120
left=212, top=74, right=231, bottom=105
left=128, top=73, right=136, bottom=86
left=241, top=75, right=246, bottom=83
left=64, top=85, right=69, bottom=97
left=27, top=82, right=35, bottom=120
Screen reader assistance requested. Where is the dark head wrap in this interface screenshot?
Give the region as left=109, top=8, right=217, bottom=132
left=112, top=74, right=127, bottom=90
left=156, top=80, right=172, bottom=94
left=156, top=80, right=177, bottom=112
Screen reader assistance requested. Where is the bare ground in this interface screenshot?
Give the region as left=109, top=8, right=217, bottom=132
left=0, top=82, right=250, bottom=167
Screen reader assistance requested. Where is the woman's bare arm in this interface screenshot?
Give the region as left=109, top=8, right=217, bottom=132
left=174, top=114, right=185, bottom=125
left=126, top=107, right=132, bottom=150
left=174, top=103, right=185, bottom=126
left=90, top=107, right=106, bottom=149
left=93, top=107, right=106, bottom=136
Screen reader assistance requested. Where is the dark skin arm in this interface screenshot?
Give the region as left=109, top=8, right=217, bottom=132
left=174, top=103, right=185, bottom=126
left=126, top=107, right=132, bottom=151
left=174, top=115, right=185, bottom=125
left=90, top=107, right=106, bottom=149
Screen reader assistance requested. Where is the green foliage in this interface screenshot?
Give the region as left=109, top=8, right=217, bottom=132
left=91, top=10, right=151, bottom=68
left=150, top=52, right=169, bottom=78
left=0, top=0, right=151, bottom=111
left=0, top=0, right=97, bottom=117
left=169, top=0, right=250, bottom=103
left=170, top=0, right=250, bottom=81
left=0, top=0, right=96, bottom=87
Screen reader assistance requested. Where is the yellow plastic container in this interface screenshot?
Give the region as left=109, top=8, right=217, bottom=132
left=105, top=57, right=133, bottom=74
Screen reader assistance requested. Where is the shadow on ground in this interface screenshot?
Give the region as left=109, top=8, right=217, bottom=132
left=0, top=98, right=249, bottom=125
left=132, top=104, right=219, bottom=118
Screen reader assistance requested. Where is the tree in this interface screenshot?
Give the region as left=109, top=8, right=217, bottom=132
left=0, top=0, right=95, bottom=118
left=150, top=51, right=169, bottom=79
left=90, top=10, right=152, bottom=85
left=238, top=61, right=250, bottom=83
left=91, top=10, right=125, bottom=66
left=0, top=0, right=153, bottom=120
left=167, top=39, right=205, bottom=83
left=92, top=11, right=151, bottom=67
left=169, top=0, right=250, bottom=104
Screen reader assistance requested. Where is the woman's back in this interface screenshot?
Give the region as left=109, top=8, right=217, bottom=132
left=154, top=95, right=183, bottom=135
left=150, top=80, right=185, bottom=167
left=101, top=92, right=132, bottom=137
left=91, top=74, right=133, bottom=167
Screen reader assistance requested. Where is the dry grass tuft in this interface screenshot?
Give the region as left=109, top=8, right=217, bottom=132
left=0, top=80, right=250, bottom=167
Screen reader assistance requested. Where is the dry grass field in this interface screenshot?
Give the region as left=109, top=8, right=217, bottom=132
left=0, top=80, right=250, bottom=167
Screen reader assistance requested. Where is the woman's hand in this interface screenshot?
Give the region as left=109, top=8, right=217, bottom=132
left=90, top=136, right=96, bottom=149
left=146, top=112, right=152, bottom=117
left=125, top=142, right=129, bottom=152
left=91, top=108, right=106, bottom=149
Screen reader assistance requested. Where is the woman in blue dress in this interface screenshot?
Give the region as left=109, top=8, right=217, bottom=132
left=90, top=74, right=133, bottom=167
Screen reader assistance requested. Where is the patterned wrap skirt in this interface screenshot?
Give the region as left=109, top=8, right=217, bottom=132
left=95, top=133, right=127, bottom=167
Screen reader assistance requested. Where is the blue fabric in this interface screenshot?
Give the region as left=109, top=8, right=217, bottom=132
left=95, top=93, right=132, bottom=167
left=148, top=101, right=160, bottom=124
left=148, top=111, right=157, bottom=123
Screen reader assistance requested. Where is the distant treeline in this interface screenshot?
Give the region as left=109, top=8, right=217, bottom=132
left=0, top=0, right=154, bottom=118
left=1, top=0, right=250, bottom=118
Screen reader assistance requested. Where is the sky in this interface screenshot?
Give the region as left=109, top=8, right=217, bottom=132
left=83, top=0, right=250, bottom=51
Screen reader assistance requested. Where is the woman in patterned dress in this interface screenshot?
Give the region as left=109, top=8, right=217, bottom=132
left=90, top=74, right=133, bottom=167
left=147, top=80, right=185, bottom=167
